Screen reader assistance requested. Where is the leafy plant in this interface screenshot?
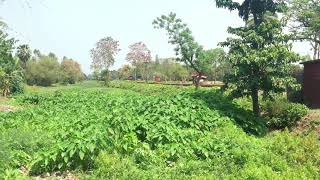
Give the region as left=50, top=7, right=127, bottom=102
left=263, top=99, right=308, bottom=129
left=1, top=82, right=319, bottom=179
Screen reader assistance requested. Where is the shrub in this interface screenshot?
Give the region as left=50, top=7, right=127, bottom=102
left=263, top=99, right=308, bottom=129
left=25, top=57, right=60, bottom=86
left=10, top=72, right=24, bottom=94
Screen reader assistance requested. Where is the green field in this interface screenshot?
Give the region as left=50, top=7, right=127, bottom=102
left=0, top=81, right=319, bottom=179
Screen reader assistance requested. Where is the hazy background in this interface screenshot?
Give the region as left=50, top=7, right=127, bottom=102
left=0, top=0, right=311, bottom=74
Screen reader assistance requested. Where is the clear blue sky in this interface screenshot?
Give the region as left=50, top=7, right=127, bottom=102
left=0, top=0, right=310, bottom=74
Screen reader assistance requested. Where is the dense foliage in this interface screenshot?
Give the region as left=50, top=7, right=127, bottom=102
left=215, top=0, right=286, bottom=25
left=26, top=55, right=60, bottom=87
left=0, top=30, right=24, bottom=96
left=0, top=82, right=318, bottom=179
left=217, top=0, right=299, bottom=116
left=60, top=57, right=84, bottom=84
left=286, top=0, right=320, bottom=59
left=26, top=52, right=84, bottom=87
left=16, top=44, right=31, bottom=70
left=262, top=98, right=308, bottom=129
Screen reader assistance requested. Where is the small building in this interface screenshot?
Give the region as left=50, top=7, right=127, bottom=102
left=154, top=76, right=161, bottom=82
left=191, top=72, right=207, bottom=84
left=301, top=60, right=320, bottom=108
left=127, top=76, right=134, bottom=80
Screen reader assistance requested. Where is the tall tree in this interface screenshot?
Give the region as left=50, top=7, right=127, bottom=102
left=286, top=0, right=320, bottom=59
left=33, top=49, right=41, bottom=60
left=216, top=0, right=299, bottom=116
left=90, top=36, right=120, bottom=84
left=60, top=57, right=84, bottom=84
left=118, top=64, right=133, bottom=80
left=25, top=54, right=60, bottom=86
left=215, top=0, right=286, bottom=26
left=16, top=44, right=31, bottom=69
left=153, top=13, right=208, bottom=89
left=126, top=42, right=151, bottom=81
left=48, top=52, right=58, bottom=60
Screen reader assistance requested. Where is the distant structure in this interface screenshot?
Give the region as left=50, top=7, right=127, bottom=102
left=301, top=60, right=320, bottom=108
left=127, top=76, right=134, bottom=80
left=154, top=76, right=161, bottom=82
left=191, top=72, right=207, bottom=84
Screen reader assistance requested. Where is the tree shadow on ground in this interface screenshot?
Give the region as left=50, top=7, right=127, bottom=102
left=189, top=90, right=267, bottom=137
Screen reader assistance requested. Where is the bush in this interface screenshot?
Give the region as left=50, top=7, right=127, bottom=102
left=263, top=99, right=308, bottom=129
left=91, top=130, right=320, bottom=179
left=10, top=72, right=24, bottom=94
left=25, top=57, right=60, bottom=86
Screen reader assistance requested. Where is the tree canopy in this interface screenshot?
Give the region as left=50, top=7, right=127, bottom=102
left=153, top=13, right=208, bottom=88
left=215, top=0, right=286, bottom=25
left=90, top=36, right=120, bottom=73
left=217, top=0, right=299, bottom=116
left=286, top=0, right=320, bottom=59
left=16, top=44, right=31, bottom=69
left=0, top=30, right=23, bottom=96
left=126, top=42, right=151, bottom=80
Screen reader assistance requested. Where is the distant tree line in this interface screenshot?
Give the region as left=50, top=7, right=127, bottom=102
left=105, top=51, right=231, bottom=83
left=89, top=36, right=230, bottom=83
left=26, top=50, right=85, bottom=86
left=0, top=25, right=85, bottom=96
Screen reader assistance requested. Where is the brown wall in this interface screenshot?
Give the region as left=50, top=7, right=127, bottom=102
left=303, top=63, right=320, bottom=108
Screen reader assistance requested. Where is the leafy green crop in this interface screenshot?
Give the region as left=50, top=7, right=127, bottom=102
left=0, top=82, right=319, bottom=179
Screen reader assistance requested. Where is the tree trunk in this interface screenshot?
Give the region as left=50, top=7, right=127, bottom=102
left=3, top=89, right=7, bottom=97
left=195, top=73, right=201, bottom=90
left=134, top=67, right=137, bottom=81
left=253, top=14, right=259, bottom=27
left=313, top=35, right=319, bottom=60
left=251, top=88, right=260, bottom=116
left=144, top=63, right=148, bottom=83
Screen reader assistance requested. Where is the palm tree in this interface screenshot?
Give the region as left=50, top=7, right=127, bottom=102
left=16, top=44, right=32, bottom=69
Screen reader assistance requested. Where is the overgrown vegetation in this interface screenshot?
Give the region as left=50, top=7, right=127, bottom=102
left=0, top=30, right=24, bottom=96
left=0, top=82, right=318, bottom=179
left=1, top=0, right=320, bottom=179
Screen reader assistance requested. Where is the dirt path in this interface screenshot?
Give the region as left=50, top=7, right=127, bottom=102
left=295, top=110, right=320, bottom=136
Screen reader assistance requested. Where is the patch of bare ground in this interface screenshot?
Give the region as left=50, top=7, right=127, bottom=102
left=19, top=166, right=78, bottom=180
left=294, top=110, right=320, bottom=137
left=32, top=171, right=78, bottom=180
left=0, top=105, right=16, bottom=112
